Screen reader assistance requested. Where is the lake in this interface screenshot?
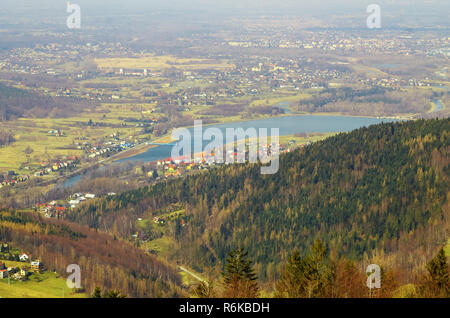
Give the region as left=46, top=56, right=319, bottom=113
left=432, top=100, right=444, bottom=113
left=63, top=114, right=398, bottom=188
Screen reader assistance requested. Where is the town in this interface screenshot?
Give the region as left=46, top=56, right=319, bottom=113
left=29, top=138, right=304, bottom=219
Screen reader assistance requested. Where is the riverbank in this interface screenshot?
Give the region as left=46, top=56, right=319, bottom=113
left=111, top=142, right=157, bottom=161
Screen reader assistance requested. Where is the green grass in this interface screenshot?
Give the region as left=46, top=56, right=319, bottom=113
left=143, top=237, right=176, bottom=259
left=0, top=260, right=87, bottom=298
left=179, top=271, right=199, bottom=287
left=135, top=218, right=152, bottom=231
left=392, top=284, right=417, bottom=298
left=249, top=92, right=312, bottom=108
left=0, top=101, right=154, bottom=172
left=163, top=209, right=185, bottom=220
left=0, top=260, right=25, bottom=267
left=94, top=55, right=234, bottom=71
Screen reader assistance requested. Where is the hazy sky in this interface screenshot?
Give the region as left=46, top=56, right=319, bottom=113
left=1, top=0, right=449, bottom=16
left=0, top=0, right=448, bottom=28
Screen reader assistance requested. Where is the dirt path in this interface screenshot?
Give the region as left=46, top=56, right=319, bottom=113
left=178, top=266, right=206, bottom=283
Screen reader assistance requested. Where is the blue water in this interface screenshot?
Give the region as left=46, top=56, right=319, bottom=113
left=432, top=100, right=443, bottom=112
left=63, top=115, right=398, bottom=188
left=118, top=115, right=394, bottom=163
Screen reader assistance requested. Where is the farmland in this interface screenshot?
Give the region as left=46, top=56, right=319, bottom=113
left=0, top=260, right=87, bottom=298
left=94, top=54, right=235, bottom=71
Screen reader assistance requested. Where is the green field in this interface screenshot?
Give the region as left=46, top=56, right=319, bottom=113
left=0, top=102, right=152, bottom=172
left=0, top=261, right=87, bottom=298
left=249, top=91, right=313, bottom=108
left=143, top=237, right=176, bottom=259
left=94, top=54, right=234, bottom=71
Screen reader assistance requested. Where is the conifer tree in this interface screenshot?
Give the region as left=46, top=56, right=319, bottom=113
left=276, top=239, right=334, bottom=298
left=425, top=247, right=449, bottom=297
left=91, top=286, right=102, bottom=298
left=192, top=280, right=216, bottom=298
left=275, top=248, right=306, bottom=297
left=222, top=248, right=259, bottom=298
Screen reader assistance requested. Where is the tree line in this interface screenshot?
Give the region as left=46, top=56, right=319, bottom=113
left=0, top=210, right=184, bottom=297
left=0, top=82, right=97, bottom=121
left=0, top=129, right=15, bottom=147
left=194, top=241, right=449, bottom=298
left=295, top=86, right=432, bottom=116
left=66, top=118, right=449, bottom=284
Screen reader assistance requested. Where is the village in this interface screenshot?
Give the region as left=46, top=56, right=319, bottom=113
left=31, top=139, right=302, bottom=220
left=2, top=30, right=446, bottom=112
left=0, top=156, right=80, bottom=189
left=0, top=131, right=146, bottom=189
left=139, top=140, right=293, bottom=181
left=0, top=243, right=45, bottom=281
left=1, top=26, right=447, bottom=193
left=33, top=192, right=101, bottom=218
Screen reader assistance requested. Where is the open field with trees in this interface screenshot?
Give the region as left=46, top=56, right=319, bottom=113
left=0, top=210, right=185, bottom=297
left=0, top=267, right=87, bottom=298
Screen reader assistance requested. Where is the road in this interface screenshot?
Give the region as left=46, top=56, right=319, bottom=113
left=178, top=266, right=206, bottom=283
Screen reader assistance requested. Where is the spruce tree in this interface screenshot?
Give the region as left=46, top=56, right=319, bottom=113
left=275, top=248, right=306, bottom=297
left=426, top=247, right=449, bottom=297
left=276, top=239, right=334, bottom=298
left=91, top=287, right=102, bottom=298
left=222, top=248, right=259, bottom=298
left=192, top=280, right=216, bottom=298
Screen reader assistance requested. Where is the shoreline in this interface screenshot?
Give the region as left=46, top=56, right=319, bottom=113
left=101, top=112, right=409, bottom=165
left=172, top=111, right=413, bottom=131
left=99, top=111, right=414, bottom=163
left=111, top=143, right=157, bottom=161
left=14, top=110, right=417, bottom=189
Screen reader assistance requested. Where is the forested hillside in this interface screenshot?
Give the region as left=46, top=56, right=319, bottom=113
left=0, top=210, right=184, bottom=297
left=67, top=118, right=450, bottom=281
left=0, top=83, right=95, bottom=121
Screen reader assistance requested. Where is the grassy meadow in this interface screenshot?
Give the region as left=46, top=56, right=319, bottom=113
left=0, top=260, right=87, bottom=298
left=94, top=54, right=234, bottom=71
